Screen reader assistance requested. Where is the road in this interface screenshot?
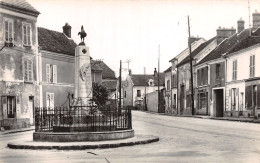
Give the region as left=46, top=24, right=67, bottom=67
left=1, top=111, right=260, bottom=162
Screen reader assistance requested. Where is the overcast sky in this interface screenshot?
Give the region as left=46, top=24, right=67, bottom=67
left=28, top=0, right=260, bottom=77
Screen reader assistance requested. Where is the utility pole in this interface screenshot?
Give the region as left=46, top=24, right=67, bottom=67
left=158, top=45, right=160, bottom=113
left=119, top=60, right=122, bottom=114
left=188, top=15, right=195, bottom=115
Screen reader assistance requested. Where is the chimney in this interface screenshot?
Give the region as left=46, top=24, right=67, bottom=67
left=237, top=17, right=245, bottom=33
left=154, top=68, right=158, bottom=77
left=253, top=10, right=260, bottom=30
left=129, top=69, right=132, bottom=76
left=216, top=26, right=236, bottom=44
left=63, top=23, right=71, bottom=38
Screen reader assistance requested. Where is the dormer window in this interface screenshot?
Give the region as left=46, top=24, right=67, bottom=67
left=148, top=79, right=154, bottom=86
left=4, top=18, right=14, bottom=42
left=22, top=23, right=31, bottom=46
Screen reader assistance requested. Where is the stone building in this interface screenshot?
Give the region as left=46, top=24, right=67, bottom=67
left=177, top=36, right=217, bottom=115
left=0, top=0, right=40, bottom=128
left=168, top=37, right=206, bottom=114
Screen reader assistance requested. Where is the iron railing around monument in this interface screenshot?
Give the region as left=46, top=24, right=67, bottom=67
left=35, top=105, right=132, bottom=132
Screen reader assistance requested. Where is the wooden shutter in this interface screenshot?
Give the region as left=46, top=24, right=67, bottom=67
left=53, top=65, right=57, bottom=83
left=257, top=85, right=260, bottom=108
left=9, top=21, right=13, bottom=40
left=205, top=67, right=208, bottom=85
left=46, top=93, right=49, bottom=108
left=46, top=64, right=50, bottom=82
left=24, top=59, right=28, bottom=81
left=28, top=60, right=33, bottom=81
left=253, top=55, right=255, bottom=77
left=245, top=86, right=252, bottom=108
left=27, top=26, right=31, bottom=45
left=250, top=56, right=252, bottom=77
left=50, top=93, right=54, bottom=108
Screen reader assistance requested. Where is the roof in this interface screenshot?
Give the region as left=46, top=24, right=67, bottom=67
left=38, top=27, right=77, bottom=56
left=130, top=73, right=165, bottom=86
left=169, top=37, right=204, bottom=62
left=164, top=66, right=171, bottom=73
left=0, top=0, right=40, bottom=15
left=227, top=36, right=260, bottom=54
left=197, top=28, right=251, bottom=65
left=177, top=36, right=216, bottom=67
left=102, top=80, right=117, bottom=91
left=91, top=60, right=116, bottom=79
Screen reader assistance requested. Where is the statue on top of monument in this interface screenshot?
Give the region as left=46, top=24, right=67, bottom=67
left=78, top=25, right=87, bottom=44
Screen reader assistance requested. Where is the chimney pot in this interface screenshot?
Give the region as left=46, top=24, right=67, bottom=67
left=63, top=23, right=72, bottom=38
left=237, top=17, right=245, bottom=33
left=154, top=68, right=158, bottom=77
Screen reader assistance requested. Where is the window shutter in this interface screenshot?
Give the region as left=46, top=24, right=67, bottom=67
left=50, top=93, right=54, bottom=108
left=24, top=60, right=28, bottom=81
left=53, top=65, right=57, bottom=83
left=46, top=64, right=50, bottom=82
left=257, top=85, right=260, bottom=108
left=29, top=60, right=33, bottom=81
left=23, top=25, right=26, bottom=44
left=245, top=86, right=252, bottom=108
left=253, top=55, right=255, bottom=77
left=5, top=21, right=8, bottom=41
left=9, top=22, right=13, bottom=40
left=205, top=67, right=208, bottom=84
left=46, top=93, right=50, bottom=108
left=27, top=26, right=31, bottom=45
left=250, top=56, right=252, bottom=77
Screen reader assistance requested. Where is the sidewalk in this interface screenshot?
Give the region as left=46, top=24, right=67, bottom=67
left=139, top=110, right=260, bottom=124
left=0, top=126, right=35, bottom=135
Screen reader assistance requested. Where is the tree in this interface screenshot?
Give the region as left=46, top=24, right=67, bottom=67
left=92, top=82, right=109, bottom=106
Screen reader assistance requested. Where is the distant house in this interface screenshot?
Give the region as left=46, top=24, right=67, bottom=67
left=168, top=37, right=206, bottom=114
left=122, top=69, right=164, bottom=110
left=164, top=67, right=172, bottom=114
left=38, top=25, right=116, bottom=107
left=0, top=0, right=40, bottom=128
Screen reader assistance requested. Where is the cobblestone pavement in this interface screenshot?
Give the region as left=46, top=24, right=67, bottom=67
left=1, top=111, right=260, bottom=162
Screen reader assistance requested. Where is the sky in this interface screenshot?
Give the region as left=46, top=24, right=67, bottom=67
left=27, top=0, right=260, bottom=77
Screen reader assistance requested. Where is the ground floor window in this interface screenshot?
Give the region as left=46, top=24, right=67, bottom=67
left=173, top=94, right=176, bottom=108
left=231, top=88, right=237, bottom=110
left=1, top=96, right=16, bottom=118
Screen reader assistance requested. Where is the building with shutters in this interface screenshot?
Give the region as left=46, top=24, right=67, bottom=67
left=38, top=24, right=117, bottom=108
left=224, top=30, right=260, bottom=118
left=0, top=0, right=40, bottom=128
left=168, top=37, right=206, bottom=115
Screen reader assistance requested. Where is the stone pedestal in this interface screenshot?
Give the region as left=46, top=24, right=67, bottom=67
left=74, top=44, right=92, bottom=105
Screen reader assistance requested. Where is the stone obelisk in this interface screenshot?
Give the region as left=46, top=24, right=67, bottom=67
left=74, top=26, right=92, bottom=105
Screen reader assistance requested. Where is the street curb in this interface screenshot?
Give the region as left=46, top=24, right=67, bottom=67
left=136, top=110, right=260, bottom=124
left=2, top=128, right=35, bottom=135
left=7, top=136, right=159, bottom=150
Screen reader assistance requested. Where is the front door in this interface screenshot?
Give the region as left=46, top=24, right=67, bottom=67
left=7, top=96, right=16, bottom=118
left=29, top=96, right=34, bottom=125
left=215, top=89, right=224, bottom=117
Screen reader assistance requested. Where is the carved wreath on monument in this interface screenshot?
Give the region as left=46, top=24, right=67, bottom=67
left=80, top=63, right=90, bottom=81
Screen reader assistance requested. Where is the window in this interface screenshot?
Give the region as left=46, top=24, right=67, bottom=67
left=46, top=92, right=54, bottom=108
left=167, top=80, right=170, bottom=90
left=46, top=64, right=57, bottom=83
left=250, top=55, right=255, bottom=78
left=216, top=64, right=221, bottom=79
left=137, top=90, right=141, bottom=97
left=124, top=91, right=126, bottom=98
left=4, top=19, right=13, bottom=42
left=173, top=94, right=176, bottom=108
left=22, top=24, right=31, bottom=46
left=172, top=74, right=177, bottom=87
left=24, top=59, right=33, bottom=82
left=232, top=60, right=237, bottom=81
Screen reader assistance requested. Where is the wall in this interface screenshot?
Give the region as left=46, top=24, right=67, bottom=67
left=133, top=86, right=163, bottom=106
left=146, top=91, right=158, bottom=112
left=123, top=75, right=133, bottom=107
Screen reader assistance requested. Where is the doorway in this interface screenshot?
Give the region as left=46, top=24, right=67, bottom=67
left=29, top=96, right=34, bottom=125
left=214, top=89, right=224, bottom=117
left=7, top=96, right=16, bottom=118
left=180, top=85, right=185, bottom=114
